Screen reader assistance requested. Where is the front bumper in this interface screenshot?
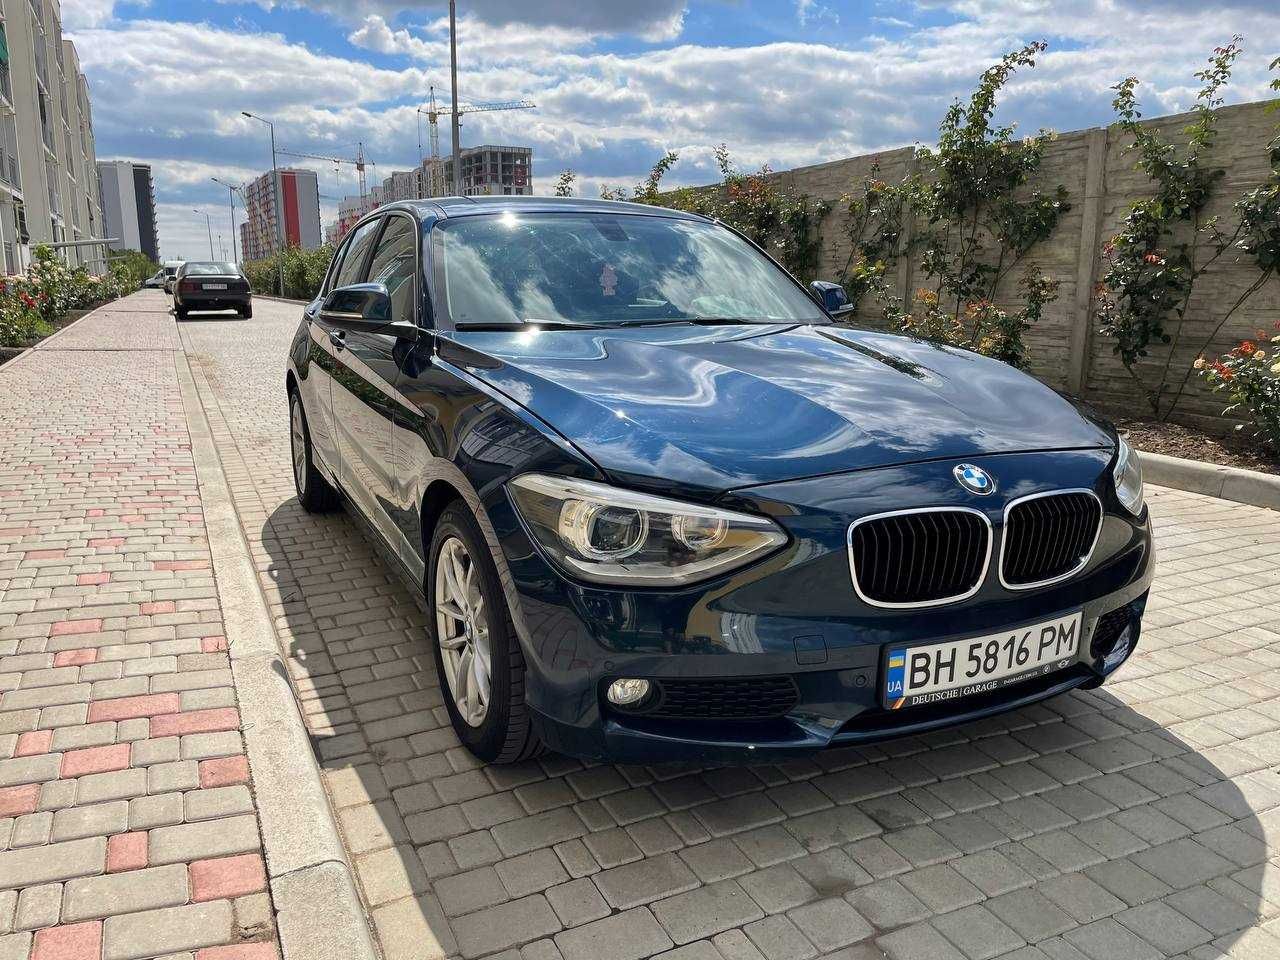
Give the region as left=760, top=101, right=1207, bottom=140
left=490, top=448, right=1155, bottom=763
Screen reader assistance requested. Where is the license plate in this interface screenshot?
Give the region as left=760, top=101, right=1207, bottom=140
left=884, top=612, right=1081, bottom=710
left=203, top=283, right=228, bottom=290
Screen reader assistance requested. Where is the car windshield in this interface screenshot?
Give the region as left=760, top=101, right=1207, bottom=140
left=437, top=212, right=826, bottom=327
left=182, top=262, right=238, bottom=276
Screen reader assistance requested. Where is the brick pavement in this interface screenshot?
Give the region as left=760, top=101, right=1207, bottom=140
left=180, top=295, right=1280, bottom=958
left=0, top=296, right=280, bottom=960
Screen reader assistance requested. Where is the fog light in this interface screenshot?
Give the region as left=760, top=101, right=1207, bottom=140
left=607, top=678, right=651, bottom=707
left=1103, top=626, right=1132, bottom=671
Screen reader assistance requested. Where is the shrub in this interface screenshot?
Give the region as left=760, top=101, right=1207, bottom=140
left=838, top=42, right=1069, bottom=367
left=1096, top=38, right=1280, bottom=420
left=1196, top=329, right=1280, bottom=449
left=243, top=245, right=336, bottom=301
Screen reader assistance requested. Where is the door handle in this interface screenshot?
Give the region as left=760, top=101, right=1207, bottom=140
left=328, top=329, right=346, bottom=351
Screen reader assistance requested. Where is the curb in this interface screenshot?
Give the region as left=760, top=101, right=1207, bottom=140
left=174, top=348, right=380, bottom=960
left=1138, top=448, right=1280, bottom=512
left=256, top=294, right=309, bottom=305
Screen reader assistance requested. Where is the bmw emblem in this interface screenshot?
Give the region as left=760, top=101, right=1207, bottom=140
left=954, top=463, right=995, bottom=496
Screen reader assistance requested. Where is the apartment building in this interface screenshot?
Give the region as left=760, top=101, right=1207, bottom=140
left=425, top=145, right=533, bottom=198
left=325, top=144, right=535, bottom=243
left=97, top=160, right=158, bottom=263
left=238, top=167, right=321, bottom=261
left=0, top=0, right=106, bottom=274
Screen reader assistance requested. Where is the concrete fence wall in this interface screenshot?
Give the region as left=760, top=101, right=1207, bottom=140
left=771, top=99, right=1280, bottom=432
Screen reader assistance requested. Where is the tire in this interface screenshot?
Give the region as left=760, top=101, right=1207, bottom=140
left=289, top=390, right=339, bottom=513
left=428, top=502, right=543, bottom=764
left=175, top=305, right=188, bottom=319
left=241, top=305, right=253, bottom=319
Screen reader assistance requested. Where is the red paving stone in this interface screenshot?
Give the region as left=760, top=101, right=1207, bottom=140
left=88, top=536, right=125, bottom=547
left=75, top=572, right=110, bottom=585
left=139, top=600, right=176, bottom=615
left=190, top=853, right=268, bottom=901
left=202, top=635, right=229, bottom=652
left=31, top=921, right=103, bottom=960
left=106, top=831, right=149, bottom=873
left=0, top=783, right=41, bottom=818
left=87, top=692, right=181, bottom=722
left=150, top=707, right=240, bottom=738
left=25, top=548, right=66, bottom=560
left=199, top=755, right=250, bottom=788
left=61, top=742, right=131, bottom=778
left=48, top=618, right=103, bottom=637
left=53, top=648, right=97, bottom=667
left=15, top=729, right=53, bottom=756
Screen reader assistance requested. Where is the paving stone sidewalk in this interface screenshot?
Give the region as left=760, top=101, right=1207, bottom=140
left=175, top=294, right=1280, bottom=960
left=0, top=297, right=281, bottom=960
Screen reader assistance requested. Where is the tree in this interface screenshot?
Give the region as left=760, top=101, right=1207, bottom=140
left=554, top=170, right=577, bottom=197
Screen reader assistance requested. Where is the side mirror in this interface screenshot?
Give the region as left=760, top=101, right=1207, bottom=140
left=810, top=280, right=854, bottom=318
left=320, top=283, right=419, bottom=340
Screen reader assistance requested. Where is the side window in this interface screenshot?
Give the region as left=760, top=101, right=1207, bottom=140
left=365, top=216, right=417, bottom=324
left=332, top=218, right=382, bottom=290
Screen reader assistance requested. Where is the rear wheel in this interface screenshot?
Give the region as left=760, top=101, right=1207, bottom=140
left=175, top=305, right=188, bottom=319
left=241, top=304, right=253, bottom=319
left=289, top=391, right=338, bottom=512
left=428, top=502, right=542, bottom=763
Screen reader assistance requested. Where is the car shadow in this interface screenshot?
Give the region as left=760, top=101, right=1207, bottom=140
left=255, top=497, right=1272, bottom=960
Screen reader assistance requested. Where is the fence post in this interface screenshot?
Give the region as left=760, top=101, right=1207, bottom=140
left=1067, top=127, right=1109, bottom=396
left=894, top=151, right=918, bottom=307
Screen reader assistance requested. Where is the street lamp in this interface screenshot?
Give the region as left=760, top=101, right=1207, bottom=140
left=242, top=110, right=285, bottom=296
left=193, top=209, right=214, bottom=259
left=449, top=0, right=462, bottom=196
left=211, top=177, right=243, bottom=266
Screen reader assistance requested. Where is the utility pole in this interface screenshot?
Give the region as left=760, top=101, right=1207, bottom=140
left=194, top=209, right=214, bottom=259
left=211, top=177, right=242, bottom=265
left=242, top=111, right=285, bottom=296
left=449, top=0, right=462, bottom=197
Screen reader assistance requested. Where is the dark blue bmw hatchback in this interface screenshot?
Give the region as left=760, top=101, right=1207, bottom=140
left=286, top=196, right=1154, bottom=764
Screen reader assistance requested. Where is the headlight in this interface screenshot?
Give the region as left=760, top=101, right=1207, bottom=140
left=1113, top=437, right=1145, bottom=516
left=507, top=474, right=787, bottom=586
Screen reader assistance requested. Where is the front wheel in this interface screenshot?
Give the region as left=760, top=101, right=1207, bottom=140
left=428, top=502, right=542, bottom=764
left=289, top=391, right=338, bottom=513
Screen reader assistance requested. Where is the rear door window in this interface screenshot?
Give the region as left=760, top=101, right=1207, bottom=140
left=332, top=218, right=382, bottom=290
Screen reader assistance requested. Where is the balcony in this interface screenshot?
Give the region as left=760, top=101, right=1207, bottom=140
left=32, top=32, right=48, bottom=92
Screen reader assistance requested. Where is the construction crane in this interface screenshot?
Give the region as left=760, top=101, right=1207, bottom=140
left=416, top=86, right=535, bottom=196
left=277, top=144, right=370, bottom=199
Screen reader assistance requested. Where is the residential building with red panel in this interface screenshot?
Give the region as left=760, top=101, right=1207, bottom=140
left=239, top=167, right=321, bottom=261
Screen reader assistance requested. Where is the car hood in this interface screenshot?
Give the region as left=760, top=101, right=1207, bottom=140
left=444, top=323, right=1113, bottom=493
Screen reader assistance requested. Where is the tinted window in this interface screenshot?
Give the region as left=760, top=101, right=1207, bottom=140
left=365, top=216, right=416, bottom=325
left=333, top=219, right=382, bottom=289
left=181, top=262, right=239, bottom=276
left=437, top=213, right=824, bottom=327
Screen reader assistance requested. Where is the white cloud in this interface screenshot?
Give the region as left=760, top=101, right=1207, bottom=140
left=72, top=3, right=1280, bottom=257
left=249, top=0, right=686, bottom=41
left=60, top=0, right=126, bottom=29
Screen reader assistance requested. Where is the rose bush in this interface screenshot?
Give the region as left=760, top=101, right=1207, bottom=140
left=1196, top=324, right=1280, bottom=450
left=0, top=245, right=138, bottom=349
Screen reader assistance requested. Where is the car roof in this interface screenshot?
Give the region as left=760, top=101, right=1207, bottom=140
left=384, top=195, right=711, bottom=223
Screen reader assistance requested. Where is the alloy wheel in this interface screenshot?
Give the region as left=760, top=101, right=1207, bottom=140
left=290, top=400, right=307, bottom=496
left=435, top=536, right=492, bottom=727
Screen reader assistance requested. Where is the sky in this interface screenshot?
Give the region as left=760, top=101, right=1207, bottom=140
left=61, top=0, right=1280, bottom=261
